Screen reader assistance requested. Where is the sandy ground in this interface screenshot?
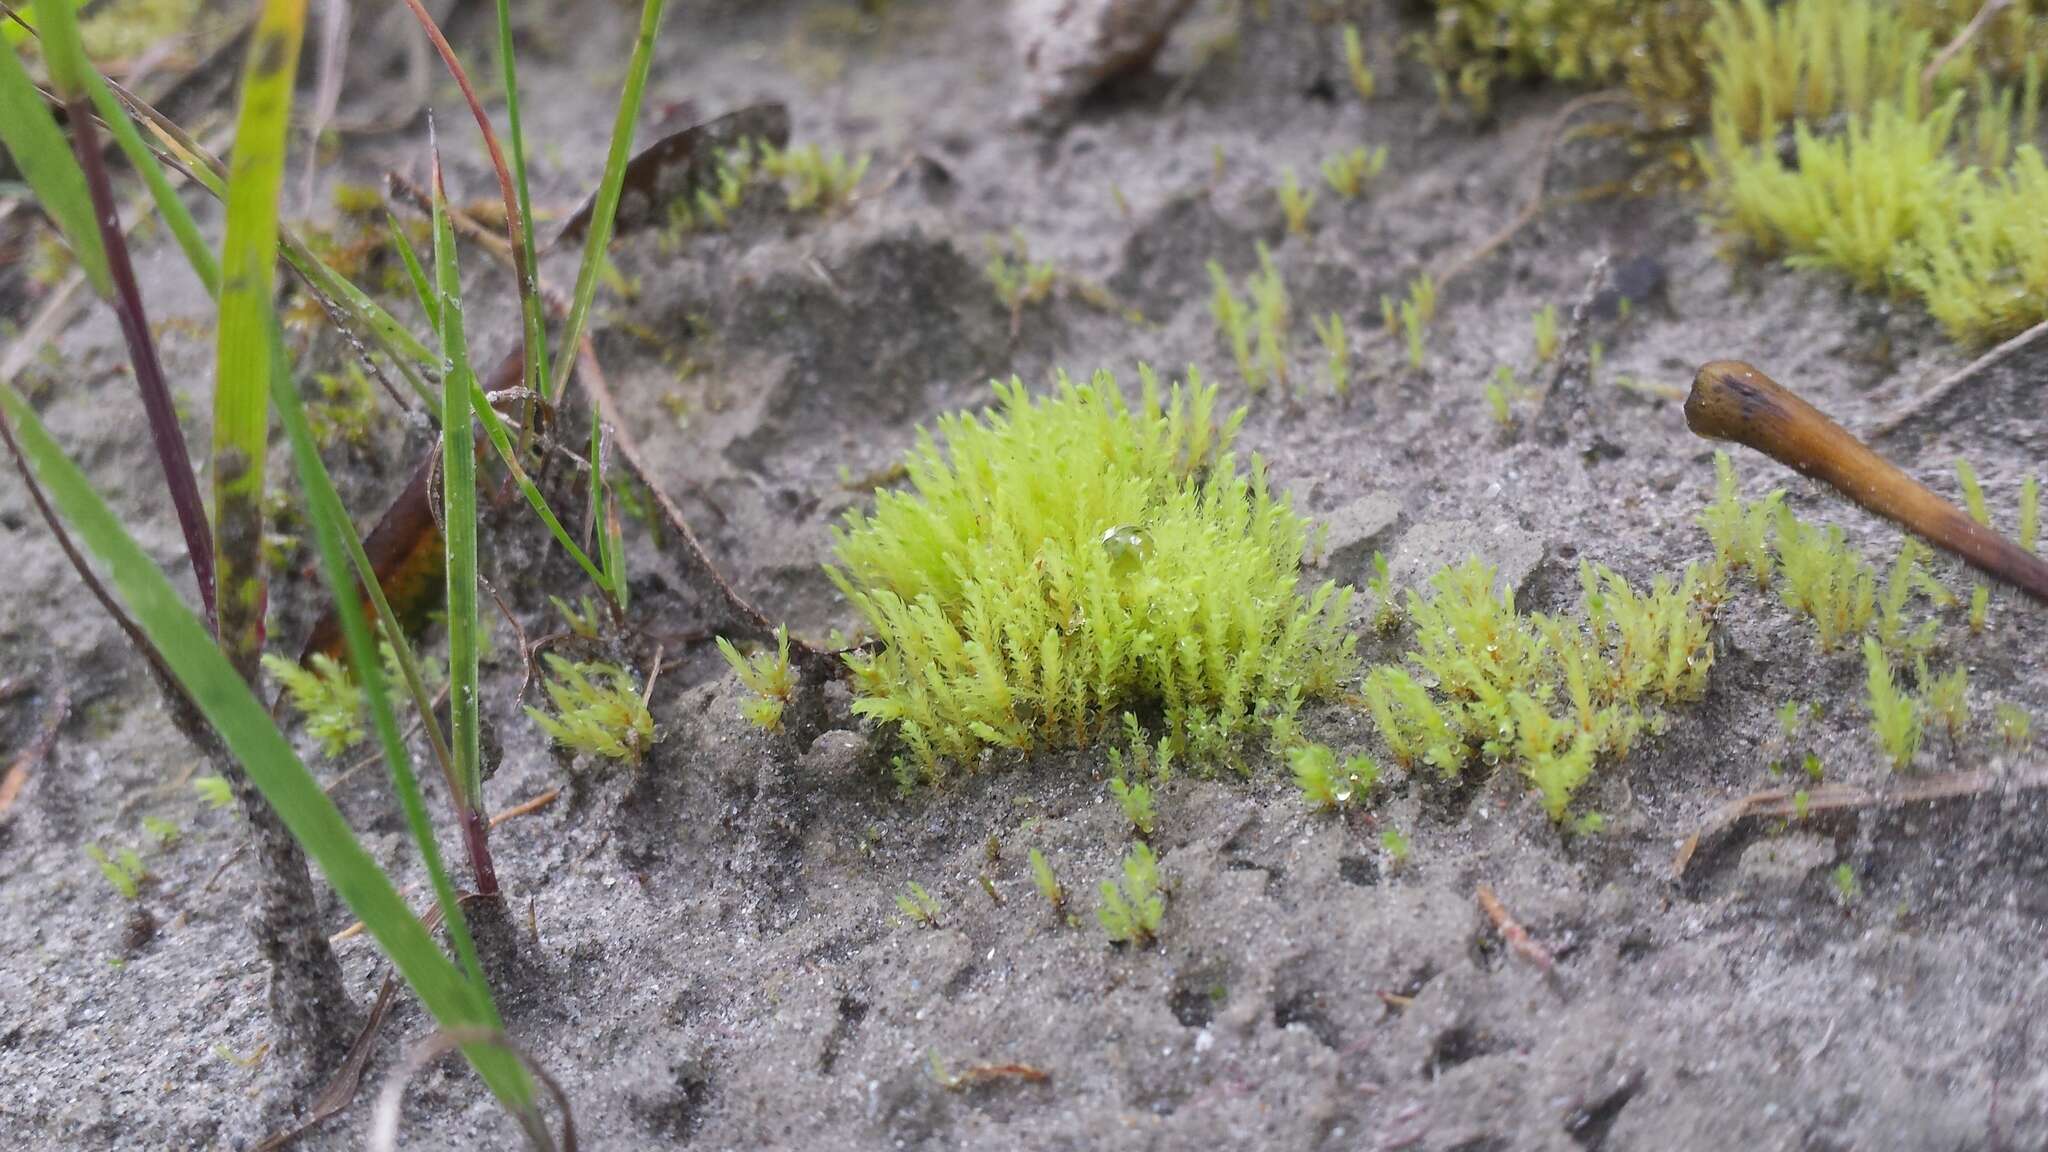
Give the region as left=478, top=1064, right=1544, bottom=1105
left=2, top=2, right=2045, bottom=1149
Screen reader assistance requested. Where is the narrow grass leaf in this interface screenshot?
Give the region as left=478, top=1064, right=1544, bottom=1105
left=551, top=0, right=669, bottom=399
left=495, top=0, right=550, bottom=398
left=211, top=0, right=310, bottom=675
left=387, top=210, right=439, bottom=330
left=430, top=152, right=494, bottom=881
left=269, top=327, right=530, bottom=1111
left=23, top=2, right=217, bottom=620
left=399, top=0, right=547, bottom=404
left=0, top=35, right=108, bottom=293
left=83, top=71, right=218, bottom=296
left=0, top=380, right=523, bottom=1106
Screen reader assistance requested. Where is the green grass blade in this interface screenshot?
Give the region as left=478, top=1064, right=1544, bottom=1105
left=284, top=229, right=440, bottom=383
left=588, top=415, right=626, bottom=612
left=0, top=380, right=525, bottom=1106
left=430, top=155, right=490, bottom=843
left=25, top=1, right=218, bottom=622
left=387, top=211, right=439, bottom=330
left=268, top=327, right=527, bottom=1109
left=212, top=0, right=309, bottom=675
left=0, top=37, right=108, bottom=294
left=549, top=0, right=668, bottom=399
left=97, top=79, right=440, bottom=394
left=53, top=46, right=453, bottom=787
left=495, top=0, right=550, bottom=400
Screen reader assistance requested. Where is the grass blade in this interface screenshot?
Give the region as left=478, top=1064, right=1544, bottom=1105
left=399, top=0, right=548, bottom=402
left=0, top=32, right=108, bottom=293
left=98, top=76, right=441, bottom=396
left=82, top=69, right=218, bottom=296
left=494, top=0, right=549, bottom=398
left=387, top=210, right=439, bottom=330
left=588, top=416, right=627, bottom=612
left=430, top=144, right=498, bottom=895
left=211, top=0, right=311, bottom=675
left=269, top=326, right=529, bottom=1112
left=19, top=6, right=218, bottom=619
left=551, top=0, right=669, bottom=400
left=0, top=378, right=529, bottom=1111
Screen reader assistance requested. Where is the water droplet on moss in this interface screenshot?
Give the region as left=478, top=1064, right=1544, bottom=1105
left=1101, top=524, right=1152, bottom=574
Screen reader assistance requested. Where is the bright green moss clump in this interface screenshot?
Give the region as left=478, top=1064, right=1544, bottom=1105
left=1701, top=0, right=2048, bottom=346
left=829, top=368, right=1357, bottom=785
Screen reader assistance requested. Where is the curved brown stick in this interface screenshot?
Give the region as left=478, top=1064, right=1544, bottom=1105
left=1686, top=360, right=2048, bottom=603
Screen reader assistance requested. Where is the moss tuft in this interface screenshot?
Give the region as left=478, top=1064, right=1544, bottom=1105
left=828, top=368, right=1356, bottom=783
left=526, top=655, right=657, bottom=764
left=1364, top=557, right=1715, bottom=821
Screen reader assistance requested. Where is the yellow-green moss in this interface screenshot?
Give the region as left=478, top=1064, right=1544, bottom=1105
left=828, top=368, right=1356, bottom=785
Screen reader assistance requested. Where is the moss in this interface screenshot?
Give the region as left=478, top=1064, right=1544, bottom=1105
left=1028, top=847, right=1068, bottom=917
left=1701, top=2, right=2048, bottom=346
left=1382, top=273, right=1437, bottom=371
left=1531, top=303, right=1560, bottom=363
left=1863, top=636, right=1923, bottom=771
left=1708, top=90, right=1965, bottom=291
left=1275, top=166, right=1316, bottom=235
left=1772, top=505, right=1879, bottom=651
left=1417, top=0, right=1715, bottom=124
left=1096, top=842, right=1164, bottom=946
left=1996, top=702, right=2034, bottom=750
left=1363, top=557, right=1715, bottom=821
left=1207, top=246, right=1291, bottom=391
left=984, top=231, right=1057, bottom=314
left=526, top=655, right=657, bottom=764
left=1320, top=145, right=1387, bottom=200
left=308, top=363, right=379, bottom=450
left=1342, top=23, right=1376, bottom=101
left=262, top=652, right=365, bottom=757
left=894, top=881, right=942, bottom=927
left=1699, top=450, right=1782, bottom=593
left=1311, top=312, right=1349, bottom=397
left=1287, top=741, right=1378, bottom=812
left=828, top=368, right=1355, bottom=783
left=717, top=626, right=795, bottom=732
left=759, top=141, right=869, bottom=212
left=84, top=843, right=148, bottom=901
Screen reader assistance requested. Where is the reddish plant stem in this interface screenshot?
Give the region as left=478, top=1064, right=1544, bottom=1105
left=462, top=805, right=501, bottom=899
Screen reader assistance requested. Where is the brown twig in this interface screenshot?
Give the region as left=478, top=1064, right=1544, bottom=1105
left=1476, top=884, right=1555, bottom=976
left=1687, top=360, right=2048, bottom=602
left=1922, top=0, right=2013, bottom=108
left=572, top=339, right=832, bottom=676
left=251, top=971, right=399, bottom=1152
left=0, top=678, right=68, bottom=819
left=489, top=787, right=560, bottom=830
left=1872, top=315, right=2048, bottom=442
left=1672, top=764, right=2048, bottom=882
left=1432, top=90, right=1636, bottom=292
left=931, top=1060, right=1052, bottom=1091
